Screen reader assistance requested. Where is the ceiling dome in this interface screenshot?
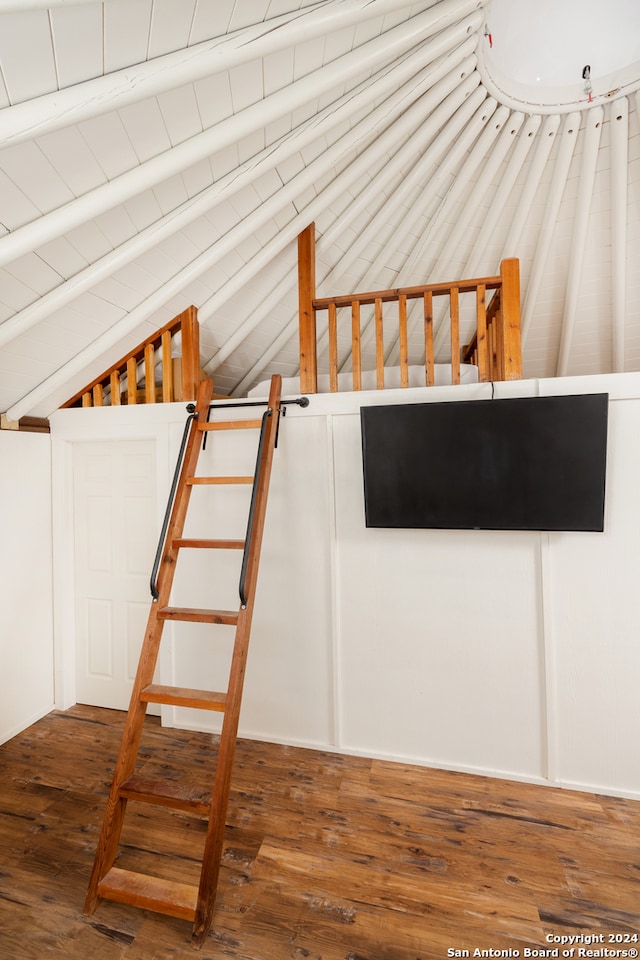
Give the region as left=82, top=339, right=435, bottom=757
left=480, top=0, right=640, bottom=110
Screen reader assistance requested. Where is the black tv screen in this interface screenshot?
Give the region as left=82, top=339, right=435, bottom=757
left=361, top=393, right=608, bottom=532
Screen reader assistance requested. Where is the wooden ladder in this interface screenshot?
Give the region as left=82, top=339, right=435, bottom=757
left=84, top=374, right=283, bottom=946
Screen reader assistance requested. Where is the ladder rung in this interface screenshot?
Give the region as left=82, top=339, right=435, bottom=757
left=199, top=419, right=263, bottom=431
left=119, top=774, right=210, bottom=815
left=141, top=684, right=227, bottom=711
left=187, top=476, right=254, bottom=485
left=157, top=606, right=239, bottom=624
left=97, top=867, right=197, bottom=921
left=172, top=538, right=245, bottom=550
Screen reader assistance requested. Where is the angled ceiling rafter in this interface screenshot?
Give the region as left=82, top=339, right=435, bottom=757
left=520, top=112, right=581, bottom=349
left=556, top=106, right=604, bottom=377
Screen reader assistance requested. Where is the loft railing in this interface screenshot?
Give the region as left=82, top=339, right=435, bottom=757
left=62, top=305, right=202, bottom=408
left=297, top=223, right=522, bottom=393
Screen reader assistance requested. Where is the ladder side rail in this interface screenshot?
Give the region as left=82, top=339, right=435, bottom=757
left=84, top=379, right=214, bottom=915
left=150, top=403, right=198, bottom=601
left=193, top=374, right=283, bottom=943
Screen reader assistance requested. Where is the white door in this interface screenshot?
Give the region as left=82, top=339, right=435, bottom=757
left=74, top=439, right=158, bottom=711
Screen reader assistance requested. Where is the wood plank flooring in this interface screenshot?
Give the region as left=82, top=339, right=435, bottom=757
left=0, top=705, right=639, bottom=959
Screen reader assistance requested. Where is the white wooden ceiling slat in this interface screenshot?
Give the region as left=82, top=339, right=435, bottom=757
left=263, top=47, right=294, bottom=98
left=5, top=331, right=70, bottom=366
left=0, top=70, right=10, bottom=109
left=237, top=128, right=266, bottom=164
left=0, top=168, right=40, bottom=231
left=119, top=98, right=172, bottom=164
left=160, top=229, right=204, bottom=268
left=189, top=0, right=236, bottom=44
left=324, top=25, right=357, bottom=62
left=265, top=0, right=302, bottom=15
left=0, top=10, right=57, bottom=104
left=36, top=236, right=89, bottom=278
left=148, top=0, right=198, bottom=59
left=90, top=276, right=143, bottom=312
left=123, top=189, right=164, bottom=231
left=0, top=268, right=39, bottom=311
left=229, top=59, right=265, bottom=114
left=293, top=35, right=326, bottom=82
left=193, top=73, right=235, bottom=129
left=112, top=261, right=161, bottom=298
left=181, top=158, right=214, bottom=198
left=229, top=0, right=271, bottom=33
left=0, top=142, right=74, bottom=214
left=103, top=0, right=152, bottom=74
left=78, top=113, right=140, bottom=180
left=5, top=252, right=62, bottom=295
left=180, top=216, right=221, bottom=252
left=209, top=142, right=241, bottom=180
left=152, top=174, right=189, bottom=216
left=157, top=84, right=203, bottom=146
left=37, top=127, right=108, bottom=197
left=50, top=4, right=103, bottom=89
left=132, top=246, right=180, bottom=281
left=93, top=207, right=139, bottom=250
left=204, top=199, right=241, bottom=235
left=64, top=221, right=113, bottom=263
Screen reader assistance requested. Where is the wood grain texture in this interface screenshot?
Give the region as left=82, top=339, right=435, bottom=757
left=1, top=705, right=639, bottom=958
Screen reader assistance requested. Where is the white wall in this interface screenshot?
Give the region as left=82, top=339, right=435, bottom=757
left=50, top=371, right=640, bottom=799
left=0, top=430, right=54, bottom=744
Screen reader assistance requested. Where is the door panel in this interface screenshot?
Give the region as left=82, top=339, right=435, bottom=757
left=74, top=440, right=158, bottom=711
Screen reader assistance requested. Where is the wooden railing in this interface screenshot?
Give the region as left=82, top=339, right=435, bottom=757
left=62, top=306, right=202, bottom=408
left=297, top=223, right=522, bottom=393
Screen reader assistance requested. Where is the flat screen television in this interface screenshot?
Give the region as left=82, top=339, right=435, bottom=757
left=360, top=393, right=608, bottom=532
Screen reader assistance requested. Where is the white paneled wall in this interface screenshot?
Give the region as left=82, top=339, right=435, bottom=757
left=0, top=430, right=54, bottom=744
left=50, top=371, right=640, bottom=799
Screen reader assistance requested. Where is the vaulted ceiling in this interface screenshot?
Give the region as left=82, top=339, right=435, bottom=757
left=0, top=0, right=638, bottom=418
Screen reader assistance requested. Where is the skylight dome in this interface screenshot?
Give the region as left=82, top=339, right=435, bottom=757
left=479, top=0, right=640, bottom=111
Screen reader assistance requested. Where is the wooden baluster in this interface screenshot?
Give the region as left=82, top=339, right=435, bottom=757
left=180, top=306, right=200, bottom=401
left=499, top=257, right=522, bottom=380
left=351, top=301, right=362, bottom=391
left=450, top=286, right=460, bottom=385
left=110, top=370, right=121, bottom=406
left=496, top=300, right=505, bottom=380
left=82, top=392, right=92, bottom=408
left=298, top=223, right=317, bottom=393
left=93, top=384, right=103, bottom=407
left=476, top=284, right=489, bottom=382
left=398, top=294, right=409, bottom=388
left=145, top=343, right=156, bottom=403
left=127, top=357, right=138, bottom=405
left=328, top=302, right=338, bottom=393
left=424, top=291, right=434, bottom=386
left=161, top=330, right=173, bottom=402
left=375, top=298, right=384, bottom=389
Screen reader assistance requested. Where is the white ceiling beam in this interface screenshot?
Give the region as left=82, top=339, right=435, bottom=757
left=610, top=97, right=629, bottom=373
left=0, top=20, right=475, bottom=350
left=521, top=113, right=580, bottom=347
left=502, top=113, right=561, bottom=254
left=0, top=0, right=481, bottom=144
left=0, top=0, right=485, bottom=270
left=556, top=106, right=604, bottom=377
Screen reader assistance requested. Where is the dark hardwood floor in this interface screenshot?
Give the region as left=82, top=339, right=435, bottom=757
left=0, top=705, right=638, bottom=959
